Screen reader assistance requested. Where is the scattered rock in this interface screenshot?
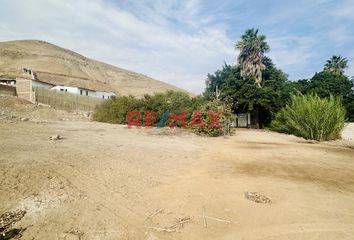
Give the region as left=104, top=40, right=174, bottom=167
left=36, top=102, right=51, bottom=108
left=49, top=134, right=61, bottom=141
left=1, top=228, right=24, bottom=240
left=245, top=192, right=272, bottom=204
left=21, top=117, right=29, bottom=122
left=83, top=112, right=91, bottom=118
left=65, top=229, right=84, bottom=240
left=0, top=209, right=26, bottom=236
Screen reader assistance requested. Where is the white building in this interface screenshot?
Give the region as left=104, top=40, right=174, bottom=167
left=50, top=85, right=116, bottom=99
left=15, top=67, right=117, bottom=101
left=95, top=91, right=116, bottom=100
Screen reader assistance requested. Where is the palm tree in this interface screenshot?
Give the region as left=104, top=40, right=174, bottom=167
left=235, top=28, right=270, bottom=87
left=324, top=55, right=348, bottom=75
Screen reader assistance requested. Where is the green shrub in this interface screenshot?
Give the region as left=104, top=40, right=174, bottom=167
left=92, top=96, right=142, bottom=124
left=93, top=91, right=202, bottom=126
left=93, top=91, right=235, bottom=137
left=192, top=99, right=235, bottom=137
left=271, top=94, right=345, bottom=141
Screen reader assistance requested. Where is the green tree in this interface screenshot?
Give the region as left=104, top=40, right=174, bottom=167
left=310, top=72, right=354, bottom=121
left=205, top=57, right=289, bottom=128
left=235, top=28, right=270, bottom=87
left=287, top=71, right=354, bottom=121
left=324, top=55, right=348, bottom=75
left=204, top=63, right=234, bottom=100
left=285, top=79, right=311, bottom=95
left=309, top=71, right=353, bottom=98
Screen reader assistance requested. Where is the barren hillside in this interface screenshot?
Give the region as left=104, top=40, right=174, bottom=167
left=0, top=40, right=189, bottom=97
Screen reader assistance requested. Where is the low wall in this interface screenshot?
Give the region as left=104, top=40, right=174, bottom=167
left=34, top=87, right=103, bottom=111
left=0, top=84, right=16, bottom=96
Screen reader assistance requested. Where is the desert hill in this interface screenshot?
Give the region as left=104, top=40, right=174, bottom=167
left=0, top=40, right=189, bottom=97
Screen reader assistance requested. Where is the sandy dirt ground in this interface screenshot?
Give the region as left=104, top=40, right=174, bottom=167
left=1, top=97, right=354, bottom=240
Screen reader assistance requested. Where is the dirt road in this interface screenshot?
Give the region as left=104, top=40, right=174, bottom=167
left=1, top=100, right=354, bottom=239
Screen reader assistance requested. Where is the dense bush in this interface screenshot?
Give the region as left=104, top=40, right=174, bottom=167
left=93, top=91, right=203, bottom=126
left=92, top=96, right=141, bottom=124
left=192, top=99, right=235, bottom=137
left=93, top=91, right=234, bottom=137
left=271, top=94, right=345, bottom=141
left=287, top=72, right=354, bottom=121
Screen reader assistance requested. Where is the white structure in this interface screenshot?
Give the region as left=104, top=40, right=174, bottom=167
left=18, top=67, right=117, bottom=100
left=236, top=113, right=251, bottom=128
left=50, top=85, right=116, bottom=99
left=342, top=123, right=354, bottom=141
left=96, top=91, right=116, bottom=100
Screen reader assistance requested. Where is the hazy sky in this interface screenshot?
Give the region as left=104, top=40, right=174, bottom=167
left=0, top=0, right=353, bottom=93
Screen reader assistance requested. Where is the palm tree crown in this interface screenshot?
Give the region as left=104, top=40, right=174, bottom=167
left=324, top=55, right=348, bottom=75
left=235, top=28, right=270, bottom=87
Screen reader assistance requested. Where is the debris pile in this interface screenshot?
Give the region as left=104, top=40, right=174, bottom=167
left=245, top=192, right=272, bottom=204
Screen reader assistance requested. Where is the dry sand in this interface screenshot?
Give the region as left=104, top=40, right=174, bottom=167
left=1, top=98, right=354, bottom=239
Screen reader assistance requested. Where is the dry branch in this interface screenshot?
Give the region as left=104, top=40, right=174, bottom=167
left=206, top=216, right=231, bottom=224
left=202, top=206, right=207, bottom=228
left=145, top=208, right=163, bottom=221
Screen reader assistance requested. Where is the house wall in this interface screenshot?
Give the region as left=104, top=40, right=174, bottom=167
left=95, top=91, right=116, bottom=100
left=51, top=86, right=80, bottom=95
left=78, top=88, right=96, bottom=98
left=51, top=85, right=116, bottom=100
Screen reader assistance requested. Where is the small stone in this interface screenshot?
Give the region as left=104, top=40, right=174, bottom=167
left=245, top=192, right=272, bottom=204
left=49, top=134, right=61, bottom=141
left=21, top=117, right=30, bottom=122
